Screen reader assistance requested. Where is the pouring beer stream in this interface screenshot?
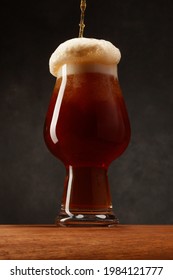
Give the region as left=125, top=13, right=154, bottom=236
left=79, top=0, right=86, bottom=38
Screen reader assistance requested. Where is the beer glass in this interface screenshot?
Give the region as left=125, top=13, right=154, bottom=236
left=44, top=38, right=131, bottom=226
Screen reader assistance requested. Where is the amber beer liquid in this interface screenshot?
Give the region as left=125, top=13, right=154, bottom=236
left=44, top=38, right=131, bottom=226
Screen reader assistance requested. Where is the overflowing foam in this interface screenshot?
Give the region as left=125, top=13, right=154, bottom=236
left=49, top=38, right=121, bottom=77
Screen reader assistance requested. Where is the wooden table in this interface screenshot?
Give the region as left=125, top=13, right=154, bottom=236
left=0, top=225, right=173, bottom=260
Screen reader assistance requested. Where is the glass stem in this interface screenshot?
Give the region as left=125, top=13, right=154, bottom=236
left=57, top=166, right=119, bottom=226
left=62, top=166, right=112, bottom=212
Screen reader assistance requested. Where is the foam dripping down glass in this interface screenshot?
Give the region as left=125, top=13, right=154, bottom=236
left=44, top=38, right=131, bottom=226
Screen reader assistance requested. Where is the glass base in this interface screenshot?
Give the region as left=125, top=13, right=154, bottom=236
left=56, top=210, right=119, bottom=227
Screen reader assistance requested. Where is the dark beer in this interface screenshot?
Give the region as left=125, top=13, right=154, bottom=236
left=44, top=38, right=130, bottom=226
left=44, top=67, right=130, bottom=167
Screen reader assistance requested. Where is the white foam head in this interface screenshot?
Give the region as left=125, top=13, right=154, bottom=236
left=49, top=38, right=121, bottom=77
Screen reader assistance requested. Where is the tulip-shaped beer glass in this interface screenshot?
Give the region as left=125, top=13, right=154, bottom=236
left=44, top=38, right=131, bottom=226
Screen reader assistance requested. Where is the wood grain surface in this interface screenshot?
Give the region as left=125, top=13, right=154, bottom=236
left=0, top=225, right=173, bottom=260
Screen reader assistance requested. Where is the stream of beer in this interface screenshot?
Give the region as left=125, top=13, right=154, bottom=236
left=79, top=0, right=86, bottom=37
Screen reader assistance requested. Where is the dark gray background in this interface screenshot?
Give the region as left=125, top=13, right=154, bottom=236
left=0, top=0, right=173, bottom=224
